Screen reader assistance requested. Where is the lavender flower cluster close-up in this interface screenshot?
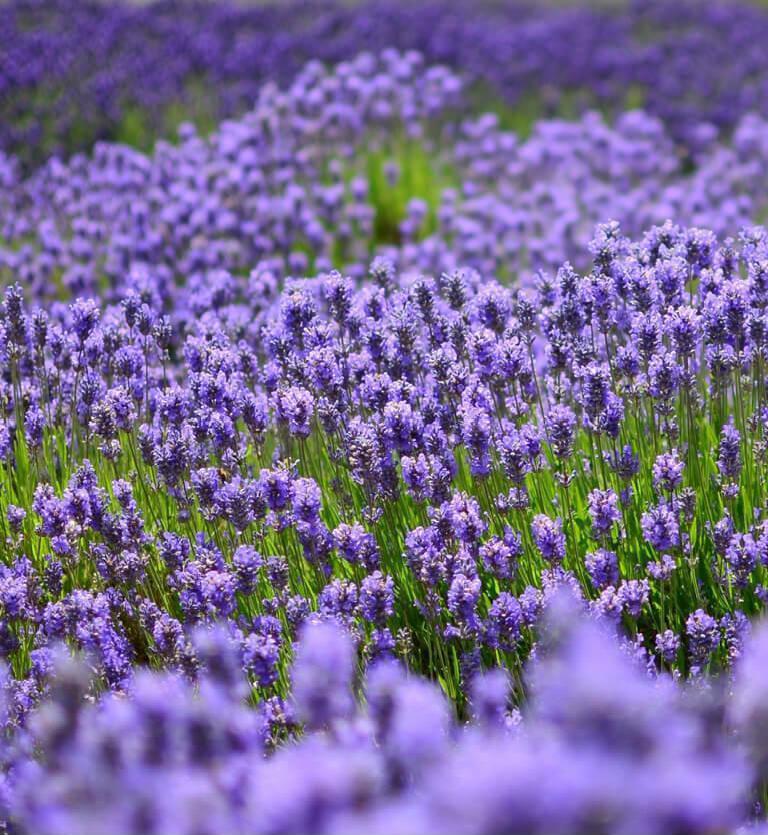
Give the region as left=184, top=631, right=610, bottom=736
left=8, top=0, right=768, bottom=832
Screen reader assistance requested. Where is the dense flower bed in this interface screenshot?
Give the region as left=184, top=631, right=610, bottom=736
left=6, top=2, right=768, bottom=832
left=1, top=212, right=767, bottom=694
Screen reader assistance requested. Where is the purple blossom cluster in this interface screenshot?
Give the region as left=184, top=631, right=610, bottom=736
left=1, top=51, right=463, bottom=304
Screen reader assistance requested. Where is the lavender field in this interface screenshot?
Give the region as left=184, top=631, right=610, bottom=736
left=5, top=0, right=768, bottom=831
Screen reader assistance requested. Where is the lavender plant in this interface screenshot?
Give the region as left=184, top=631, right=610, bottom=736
left=8, top=54, right=768, bottom=309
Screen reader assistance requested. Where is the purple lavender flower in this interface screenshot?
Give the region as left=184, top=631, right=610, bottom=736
left=479, top=529, right=522, bottom=581
left=667, top=306, right=700, bottom=359
left=440, top=492, right=487, bottom=546
left=6, top=505, right=26, bottom=533
left=359, top=571, right=394, bottom=626
left=24, top=405, right=45, bottom=449
left=274, top=386, right=314, bottom=439
left=652, top=450, right=684, bottom=493
left=485, top=592, right=523, bottom=651
left=718, top=420, right=742, bottom=482
left=722, top=611, right=751, bottom=664
left=260, top=468, right=294, bottom=513
left=655, top=629, right=681, bottom=664
left=686, top=609, right=721, bottom=669
left=70, top=298, right=100, bottom=346
left=641, top=502, right=679, bottom=552
left=531, top=515, right=566, bottom=563
left=725, top=533, right=758, bottom=588
left=447, top=574, right=481, bottom=631
left=647, top=350, right=682, bottom=402
left=712, top=514, right=735, bottom=555
left=580, top=362, right=611, bottom=422
left=611, top=444, right=640, bottom=482
left=617, top=579, right=649, bottom=619
left=232, top=546, right=263, bottom=595
left=318, top=579, right=359, bottom=623
left=333, top=523, right=380, bottom=570
left=587, top=488, right=620, bottom=539
left=648, top=553, right=677, bottom=581
left=585, top=548, right=618, bottom=590
left=544, top=405, right=578, bottom=461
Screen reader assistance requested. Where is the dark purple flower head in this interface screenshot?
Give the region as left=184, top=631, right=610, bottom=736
left=580, top=362, right=611, bottom=420
left=686, top=609, right=720, bottom=669
left=233, top=546, right=263, bottom=596
left=158, top=532, right=190, bottom=573
left=6, top=504, right=26, bottom=533
left=479, top=529, right=522, bottom=581
left=447, top=573, right=481, bottom=631
left=360, top=571, right=394, bottom=626
left=652, top=450, right=684, bottom=493
left=585, top=548, right=618, bottom=590
left=292, top=478, right=322, bottom=526
left=485, top=592, right=523, bottom=652
left=531, top=515, right=566, bottom=563
left=242, top=630, right=281, bottom=689
left=333, top=523, right=380, bottom=570
left=69, top=298, right=100, bottom=346
left=718, top=420, right=742, bottom=482
left=641, top=502, right=679, bottom=552
left=24, top=405, right=45, bottom=449
left=648, top=553, right=676, bottom=581
left=587, top=488, right=620, bottom=539
left=712, top=514, right=735, bottom=556
left=610, top=444, right=640, bottom=482
left=436, top=492, right=487, bottom=546
left=617, top=579, right=649, bottom=619
left=274, top=386, right=314, bottom=438
left=318, top=579, right=359, bottom=622
left=498, top=426, right=532, bottom=484
left=647, top=350, right=682, bottom=402
left=655, top=629, right=680, bottom=664
left=725, top=533, right=758, bottom=588
left=259, top=468, right=295, bottom=513
left=667, top=306, right=700, bottom=359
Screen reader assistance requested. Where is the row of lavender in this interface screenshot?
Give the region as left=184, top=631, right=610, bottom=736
left=4, top=52, right=768, bottom=311
left=4, top=0, right=768, bottom=166
left=3, top=207, right=767, bottom=691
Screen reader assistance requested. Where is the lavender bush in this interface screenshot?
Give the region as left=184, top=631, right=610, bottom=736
left=4, top=1, right=768, bottom=831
